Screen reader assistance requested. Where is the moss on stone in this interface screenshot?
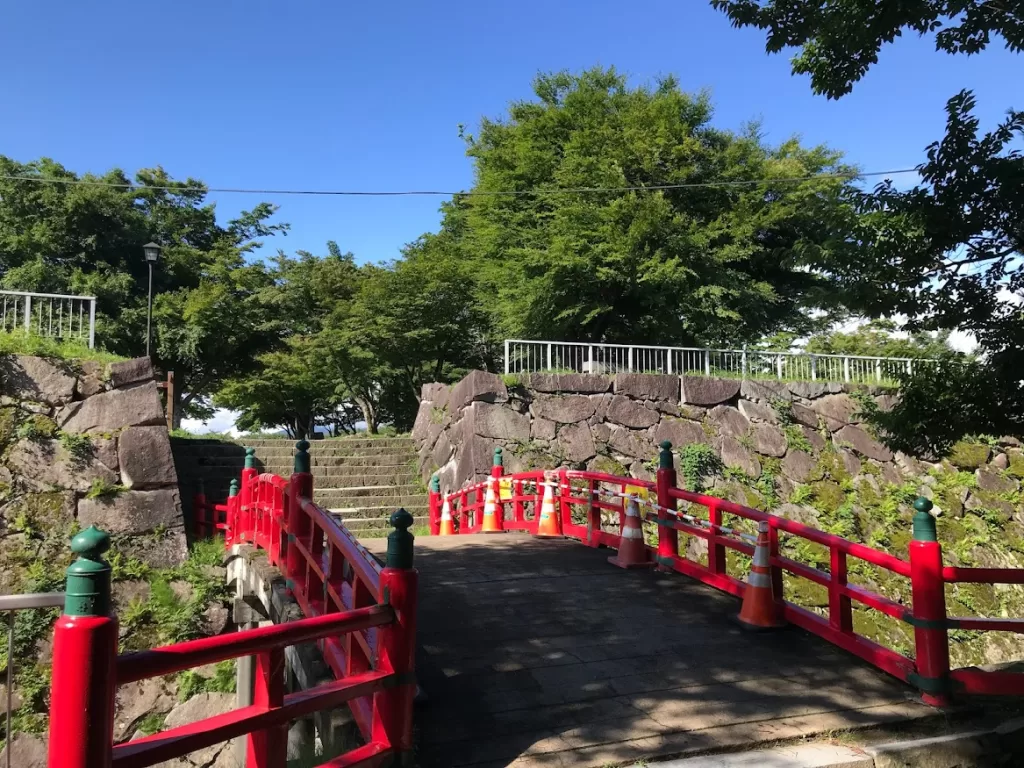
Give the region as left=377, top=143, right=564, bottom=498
left=17, top=413, right=58, bottom=440
left=948, top=440, right=991, bottom=470
left=0, top=406, right=17, bottom=452
left=589, top=455, right=628, bottom=476
left=815, top=447, right=851, bottom=485
left=1006, top=452, right=1024, bottom=479
left=810, top=480, right=846, bottom=514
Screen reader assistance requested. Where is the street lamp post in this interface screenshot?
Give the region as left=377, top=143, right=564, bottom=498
left=143, top=242, right=162, bottom=358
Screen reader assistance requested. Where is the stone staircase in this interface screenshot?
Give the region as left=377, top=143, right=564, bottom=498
left=172, top=437, right=427, bottom=538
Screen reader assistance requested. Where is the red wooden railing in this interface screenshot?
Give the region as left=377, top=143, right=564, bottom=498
left=432, top=441, right=1024, bottom=705
left=48, top=440, right=417, bottom=768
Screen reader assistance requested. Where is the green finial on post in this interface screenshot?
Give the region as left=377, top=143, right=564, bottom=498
left=912, top=496, right=937, bottom=542
left=493, top=446, right=503, bottom=469
left=430, top=474, right=440, bottom=493
left=659, top=440, right=674, bottom=470
left=294, top=440, right=311, bottom=474
left=229, top=478, right=239, bottom=498
left=386, top=508, right=415, bottom=569
left=244, top=447, right=256, bottom=469
left=64, top=526, right=112, bottom=617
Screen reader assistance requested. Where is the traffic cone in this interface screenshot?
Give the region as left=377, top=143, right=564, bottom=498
left=737, top=520, right=785, bottom=629
left=439, top=496, right=455, bottom=536
left=481, top=475, right=504, bottom=533
left=608, top=495, right=654, bottom=569
left=535, top=472, right=562, bottom=538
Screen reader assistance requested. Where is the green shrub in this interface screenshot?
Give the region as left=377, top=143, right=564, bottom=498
left=85, top=478, right=125, bottom=500
left=16, top=414, right=58, bottom=441
left=58, top=430, right=93, bottom=466
left=677, top=443, right=722, bottom=492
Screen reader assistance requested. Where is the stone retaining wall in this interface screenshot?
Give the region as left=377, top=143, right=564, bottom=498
left=0, top=354, right=186, bottom=571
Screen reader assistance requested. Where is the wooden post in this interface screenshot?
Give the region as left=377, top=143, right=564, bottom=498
left=655, top=441, right=678, bottom=570
left=908, top=497, right=951, bottom=706
left=165, top=371, right=175, bottom=431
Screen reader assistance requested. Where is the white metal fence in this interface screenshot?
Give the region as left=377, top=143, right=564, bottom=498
left=504, top=339, right=932, bottom=384
left=0, top=290, right=97, bottom=348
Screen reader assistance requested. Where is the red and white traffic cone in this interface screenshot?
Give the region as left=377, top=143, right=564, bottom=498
left=535, top=472, right=562, bottom=538
left=481, top=475, right=504, bottom=533
left=608, top=495, right=653, bottom=569
left=737, top=520, right=785, bottom=629
left=438, top=496, right=455, bottom=536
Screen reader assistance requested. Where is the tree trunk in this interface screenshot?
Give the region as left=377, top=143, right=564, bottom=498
left=357, top=397, right=378, bottom=435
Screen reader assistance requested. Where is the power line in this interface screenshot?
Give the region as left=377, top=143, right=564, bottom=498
left=0, top=167, right=919, bottom=197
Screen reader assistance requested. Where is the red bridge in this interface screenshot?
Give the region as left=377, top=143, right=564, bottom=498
left=45, top=441, right=1024, bottom=768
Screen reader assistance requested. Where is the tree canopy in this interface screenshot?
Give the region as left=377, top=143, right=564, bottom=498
left=438, top=68, right=858, bottom=347
left=713, top=0, right=1024, bottom=453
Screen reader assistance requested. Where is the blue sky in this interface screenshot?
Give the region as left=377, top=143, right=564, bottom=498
left=2, top=0, right=1020, bottom=268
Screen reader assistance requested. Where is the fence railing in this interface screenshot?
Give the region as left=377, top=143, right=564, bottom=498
left=504, top=339, right=932, bottom=384
left=0, top=290, right=96, bottom=348
left=428, top=443, right=1024, bottom=706
left=1, top=592, right=65, bottom=768
left=45, top=441, right=417, bottom=768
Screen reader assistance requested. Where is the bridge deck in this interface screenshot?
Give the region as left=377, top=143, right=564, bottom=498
left=365, top=534, right=932, bottom=768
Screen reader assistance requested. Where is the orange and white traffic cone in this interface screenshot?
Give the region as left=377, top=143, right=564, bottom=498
left=608, top=495, right=654, bottom=569
left=438, top=496, right=455, bottom=536
left=737, top=520, right=785, bottom=629
left=535, top=472, right=562, bottom=538
left=481, top=475, right=504, bottom=533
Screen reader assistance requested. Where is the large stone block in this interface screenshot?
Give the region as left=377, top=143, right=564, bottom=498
left=531, top=417, right=557, bottom=441
left=790, top=402, right=819, bottom=429
left=614, top=373, right=679, bottom=403
left=119, top=426, right=178, bottom=489
left=7, top=438, right=119, bottom=492
left=607, top=425, right=654, bottom=459
left=470, top=402, right=530, bottom=443
left=420, top=382, right=451, bottom=410
left=812, top=394, right=860, bottom=431
left=58, top=381, right=165, bottom=434
left=788, top=381, right=827, bottom=399
left=751, top=423, right=787, bottom=458
left=740, top=379, right=791, bottom=403
left=531, top=394, right=596, bottom=424
left=0, top=355, right=75, bottom=405
left=835, top=425, right=893, bottom=462
left=78, top=489, right=183, bottom=535
left=557, top=422, right=596, bottom=463
left=681, top=376, right=740, bottom=406
left=651, top=419, right=707, bottom=449
left=720, top=436, right=761, bottom=478
left=412, top=401, right=434, bottom=445
left=528, top=373, right=612, bottom=394
left=707, top=405, right=750, bottom=438
left=738, top=399, right=777, bottom=423
left=77, top=360, right=107, bottom=398
left=447, top=371, right=507, bottom=413
left=782, top=450, right=816, bottom=483
left=431, top=430, right=452, bottom=469
left=108, top=357, right=154, bottom=389
left=605, top=395, right=659, bottom=429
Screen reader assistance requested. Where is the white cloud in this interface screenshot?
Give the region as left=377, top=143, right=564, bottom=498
left=181, top=409, right=242, bottom=436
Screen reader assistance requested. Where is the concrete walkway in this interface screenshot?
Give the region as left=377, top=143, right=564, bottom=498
left=364, top=534, right=934, bottom=768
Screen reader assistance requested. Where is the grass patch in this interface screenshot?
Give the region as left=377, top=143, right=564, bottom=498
left=0, top=330, right=124, bottom=363
left=85, top=477, right=126, bottom=499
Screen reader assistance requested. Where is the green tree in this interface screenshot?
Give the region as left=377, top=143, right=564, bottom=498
left=0, top=156, right=287, bottom=422
left=804, top=319, right=962, bottom=360
left=713, top=0, right=1024, bottom=451
left=441, top=67, right=858, bottom=347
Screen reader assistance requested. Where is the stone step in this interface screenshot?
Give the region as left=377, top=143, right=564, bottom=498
left=241, top=438, right=414, bottom=449
left=331, top=513, right=429, bottom=532
left=327, top=504, right=429, bottom=517
left=313, top=492, right=426, bottom=509
left=178, top=467, right=419, bottom=485
left=313, top=485, right=423, bottom=499
left=177, top=444, right=416, bottom=458
left=188, top=455, right=413, bottom=469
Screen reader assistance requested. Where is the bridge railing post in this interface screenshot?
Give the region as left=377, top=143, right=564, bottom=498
left=492, top=447, right=505, bottom=530
left=908, top=497, right=951, bottom=706
left=372, top=510, right=419, bottom=765
left=239, top=447, right=258, bottom=546
left=227, top=478, right=239, bottom=546
left=655, top=441, right=678, bottom=571
left=47, top=527, right=117, bottom=768
left=428, top=474, right=441, bottom=536
left=557, top=466, right=571, bottom=532
left=286, top=440, right=314, bottom=596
